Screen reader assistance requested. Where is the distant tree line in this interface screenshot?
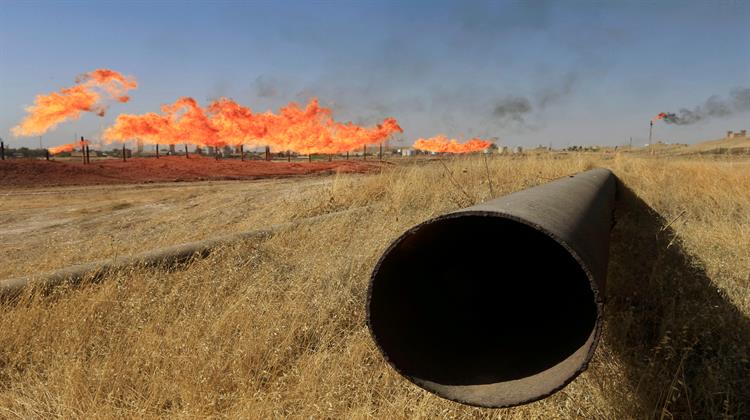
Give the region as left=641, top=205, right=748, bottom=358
left=2, top=147, right=49, bottom=158
left=565, top=145, right=600, bottom=152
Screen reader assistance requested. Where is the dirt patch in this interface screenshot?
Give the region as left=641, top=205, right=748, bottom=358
left=0, top=156, right=384, bottom=188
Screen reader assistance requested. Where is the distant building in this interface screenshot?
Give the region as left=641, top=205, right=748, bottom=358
left=726, top=130, right=747, bottom=139
left=136, top=139, right=144, bottom=154
left=400, top=148, right=415, bottom=156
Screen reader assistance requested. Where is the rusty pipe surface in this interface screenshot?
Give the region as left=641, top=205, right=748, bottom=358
left=367, top=168, right=616, bottom=408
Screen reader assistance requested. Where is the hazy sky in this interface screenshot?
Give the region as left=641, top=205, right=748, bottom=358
left=1, top=0, right=749, bottom=149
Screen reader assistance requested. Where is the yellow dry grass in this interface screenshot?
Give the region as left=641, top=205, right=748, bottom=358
left=1, top=154, right=748, bottom=418
left=685, top=135, right=750, bottom=152
left=0, top=177, right=337, bottom=279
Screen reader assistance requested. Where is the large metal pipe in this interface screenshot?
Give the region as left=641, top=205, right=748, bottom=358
left=367, top=168, right=616, bottom=408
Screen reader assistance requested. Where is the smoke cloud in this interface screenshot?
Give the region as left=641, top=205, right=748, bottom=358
left=493, top=96, right=532, bottom=124
left=491, top=73, right=579, bottom=127
left=254, top=75, right=280, bottom=98
left=661, top=87, right=750, bottom=125
left=536, top=73, right=578, bottom=109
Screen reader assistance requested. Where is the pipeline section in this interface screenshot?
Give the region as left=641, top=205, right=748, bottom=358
left=367, top=168, right=616, bottom=407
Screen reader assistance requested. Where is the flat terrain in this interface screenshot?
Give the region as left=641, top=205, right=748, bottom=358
left=1, top=154, right=748, bottom=418
left=0, top=156, right=383, bottom=188
left=0, top=176, right=344, bottom=279
left=681, top=135, right=750, bottom=154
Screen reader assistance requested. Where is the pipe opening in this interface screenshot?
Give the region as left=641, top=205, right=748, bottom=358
left=368, top=214, right=598, bottom=389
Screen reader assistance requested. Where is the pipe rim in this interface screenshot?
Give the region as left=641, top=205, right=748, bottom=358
left=367, top=210, right=604, bottom=408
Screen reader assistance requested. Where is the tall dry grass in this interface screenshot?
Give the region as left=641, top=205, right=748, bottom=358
left=1, top=154, right=748, bottom=418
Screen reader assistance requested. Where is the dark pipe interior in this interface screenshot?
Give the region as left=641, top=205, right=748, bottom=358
left=369, top=215, right=597, bottom=385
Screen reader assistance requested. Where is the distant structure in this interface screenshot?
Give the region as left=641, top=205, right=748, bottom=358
left=169, top=144, right=176, bottom=154
left=136, top=139, right=144, bottom=154
left=726, top=130, right=747, bottom=139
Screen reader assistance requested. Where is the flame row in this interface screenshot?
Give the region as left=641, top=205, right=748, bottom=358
left=413, top=135, right=492, bottom=153
left=15, top=68, right=493, bottom=156
left=104, top=97, right=403, bottom=154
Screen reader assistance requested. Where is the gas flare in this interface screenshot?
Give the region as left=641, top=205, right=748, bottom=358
left=12, top=69, right=137, bottom=137
left=105, top=97, right=218, bottom=147
left=104, top=111, right=175, bottom=145
left=48, top=143, right=76, bottom=154
left=264, top=98, right=334, bottom=153
left=652, top=112, right=672, bottom=122
left=413, top=135, right=492, bottom=153
left=331, top=118, right=403, bottom=153
left=163, top=97, right=220, bottom=147
left=264, top=99, right=402, bottom=154
left=208, top=98, right=270, bottom=148
left=105, top=96, right=402, bottom=155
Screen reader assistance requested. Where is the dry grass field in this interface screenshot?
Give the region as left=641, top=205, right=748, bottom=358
left=0, top=177, right=344, bottom=279
left=1, top=154, right=748, bottom=418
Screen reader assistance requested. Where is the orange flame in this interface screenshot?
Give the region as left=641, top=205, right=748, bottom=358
left=652, top=112, right=668, bottom=122
left=262, top=98, right=402, bottom=154
left=163, top=97, right=220, bottom=147
left=413, top=135, right=493, bottom=153
left=105, top=97, right=402, bottom=154
left=264, top=98, right=336, bottom=153
left=207, top=98, right=269, bottom=148
left=331, top=117, right=403, bottom=153
left=12, top=69, right=137, bottom=137
left=103, top=111, right=174, bottom=145
left=105, top=97, right=218, bottom=146
left=48, top=143, right=76, bottom=154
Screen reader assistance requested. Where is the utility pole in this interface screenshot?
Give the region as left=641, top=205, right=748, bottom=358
left=649, top=121, right=654, bottom=155
left=648, top=121, right=653, bottom=145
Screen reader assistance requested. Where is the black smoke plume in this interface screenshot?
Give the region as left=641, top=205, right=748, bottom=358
left=491, top=72, right=579, bottom=127
left=493, top=96, right=532, bottom=123
left=661, top=87, right=750, bottom=125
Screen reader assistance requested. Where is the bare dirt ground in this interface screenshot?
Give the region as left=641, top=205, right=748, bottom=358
left=1, top=153, right=749, bottom=418
left=0, top=156, right=384, bottom=188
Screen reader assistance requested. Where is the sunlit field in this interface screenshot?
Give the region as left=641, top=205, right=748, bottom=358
left=1, top=153, right=748, bottom=418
